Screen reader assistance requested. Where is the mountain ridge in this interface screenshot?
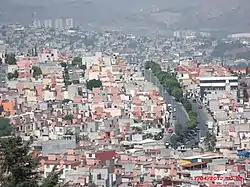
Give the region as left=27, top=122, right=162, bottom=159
left=0, top=0, right=250, bottom=33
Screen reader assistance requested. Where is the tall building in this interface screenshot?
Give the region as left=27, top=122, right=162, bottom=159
left=33, top=21, right=37, bottom=28
left=55, top=18, right=63, bottom=30
left=32, top=12, right=37, bottom=28
left=44, top=19, right=52, bottom=28
left=37, top=20, right=41, bottom=28
left=48, top=20, right=52, bottom=28
left=65, top=18, right=74, bottom=29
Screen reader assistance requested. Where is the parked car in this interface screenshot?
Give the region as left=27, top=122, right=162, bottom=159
left=168, top=129, right=173, bottom=134
left=197, top=105, right=202, bottom=109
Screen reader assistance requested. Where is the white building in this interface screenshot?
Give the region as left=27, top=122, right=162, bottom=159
left=199, top=76, right=238, bottom=98
left=34, top=20, right=41, bottom=28
left=44, top=19, right=52, bottom=28
left=65, top=18, right=74, bottom=29
left=55, top=19, right=63, bottom=30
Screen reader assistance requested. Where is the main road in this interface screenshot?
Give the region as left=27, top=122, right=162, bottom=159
left=190, top=99, right=210, bottom=137
left=144, top=69, right=189, bottom=127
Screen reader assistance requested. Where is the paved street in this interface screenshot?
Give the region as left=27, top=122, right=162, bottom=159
left=166, top=93, right=189, bottom=128
left=144, top=70, right=189, bottom=128
left=189, top=99, right=210, bottom=137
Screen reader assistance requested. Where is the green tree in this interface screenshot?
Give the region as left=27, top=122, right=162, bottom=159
left=169, top=134, right=180, bottom=149
left=182, top=100, right=192, bottom=112
left=64, top=114, right=73, bottom=121
left=7, top=73, right=14, bottom=80
left=40, top=167, right=63, bottom=187
left=154, top=131, right=164, bottom=140
left=175, top=123, right=185, bottom=137
left=86, top=79, right=102, bottom=91
left=63, top=68, right=71, bottom=87
left=32, top=66, right=42, bottom=77
left=0, top=136, right=63, bottom=187
left=243, top=88, right=249, bottom=102
left=0, top=117, right=12, bottom=137
left=60, top=62, right=67, bottom=68
left=211, top=41, right=243, bottom=58
left=79, top=64, right=86, bottom=70
left=157, top=71, right=168, bottom=83
left=0, top=136, right=40, bottom=187
left=62, top=99, right=72, bottom=104
left=145, top=61, right=151, bottom=70
left=131, top=126, right=143, bottom=133
left=72, top=57, right=82, bottom=66
left=188, top=111, right=197, bottom=129
left=144, top=133, right=154, bottom=139
left=145, top=61, right=161, bottom=74
left=204, top=132, right=217, bottom=151
left=13, top=70, right=19, bottom=78
left=6, top=53, right=17, bottom=65
left=167, top=65, right=171, bottom=73
left=172, top=87, right=183, bottom=101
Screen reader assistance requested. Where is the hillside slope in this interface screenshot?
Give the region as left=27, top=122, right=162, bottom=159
left=0, top=0, right=250, bottom=32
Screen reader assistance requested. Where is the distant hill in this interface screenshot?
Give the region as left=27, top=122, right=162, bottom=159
left=1, top=0, right=250, bottom=33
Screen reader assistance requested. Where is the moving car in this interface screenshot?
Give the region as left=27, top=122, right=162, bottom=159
left=197, top=105, right=202, bottom=109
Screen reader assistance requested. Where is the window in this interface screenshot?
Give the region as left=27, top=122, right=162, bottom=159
left=46, top=164, right=50, bottom=169
left=200, top=80, right=226, bottom=84
left=97, top=173, right=101, bottom=180
left=89, top=154, right=92, bottom=158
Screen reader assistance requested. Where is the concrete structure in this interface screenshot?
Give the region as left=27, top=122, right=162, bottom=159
left=199, top=76, right=238, bottom=98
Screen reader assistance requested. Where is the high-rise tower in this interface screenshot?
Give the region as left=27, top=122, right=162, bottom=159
left=55, top=19, right=63, bottom=30
left=65, top=18, right=74, bottom=29
left=32, top=12, right=37, bottom=28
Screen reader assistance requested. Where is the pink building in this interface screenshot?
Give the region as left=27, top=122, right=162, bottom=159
left=16, top=59, right=33, bottom=78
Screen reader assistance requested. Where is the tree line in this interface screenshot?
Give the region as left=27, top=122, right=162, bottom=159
left=145, top=61, right=197, bottom=130
left=145, top=61, right=183, bottom=101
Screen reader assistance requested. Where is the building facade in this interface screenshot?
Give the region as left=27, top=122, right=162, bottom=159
left=199, top=76, right=238, bottom=98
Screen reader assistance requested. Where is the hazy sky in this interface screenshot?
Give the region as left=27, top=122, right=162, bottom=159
left=1, top=0, right=250, bottom=32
